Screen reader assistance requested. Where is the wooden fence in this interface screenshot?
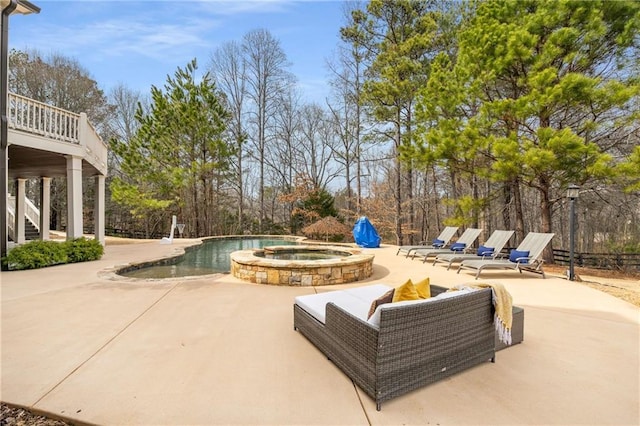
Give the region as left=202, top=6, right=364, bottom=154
left=103, top=227, right=164, bottom=240
left=553, top=249, right=640, bottom=272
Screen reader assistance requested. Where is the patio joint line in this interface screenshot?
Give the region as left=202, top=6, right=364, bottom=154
left=352, top=383, right=372, bottom=425
left=31, top=281, right=182, bottom=407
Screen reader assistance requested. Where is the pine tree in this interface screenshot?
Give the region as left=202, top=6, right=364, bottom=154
left=110, top=59, right=232, bottom=237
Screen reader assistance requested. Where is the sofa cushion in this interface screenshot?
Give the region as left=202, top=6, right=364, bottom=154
left=414, top=277, right=431, bottom=299
left=344, top=284, right=394, bottom=303
left=295, top=284, right=393, bottom=324
left=367, top=289, right=395, bottom=319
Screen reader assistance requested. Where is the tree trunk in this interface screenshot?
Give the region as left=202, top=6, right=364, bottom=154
left=395, top=118, right=403, bottom=246
left=513, top=179, right=525, bottom=243
left=502, top=183, right=512, bottom=231
left=538, top=176, right=554, bottom=263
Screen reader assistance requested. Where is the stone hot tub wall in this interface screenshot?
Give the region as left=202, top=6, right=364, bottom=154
left=230, top=245, right=375, bottom=286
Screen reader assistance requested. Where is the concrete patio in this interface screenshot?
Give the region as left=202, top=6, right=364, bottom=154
left=1, top=239, right=638, bottom=425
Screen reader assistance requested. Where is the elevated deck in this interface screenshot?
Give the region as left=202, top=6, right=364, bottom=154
left=4, top=92, right=107, bottom=247
left=7, top=92, right=107, bottom=178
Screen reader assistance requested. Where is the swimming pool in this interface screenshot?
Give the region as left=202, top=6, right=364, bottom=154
left=119, top=237, right=299, bottom=279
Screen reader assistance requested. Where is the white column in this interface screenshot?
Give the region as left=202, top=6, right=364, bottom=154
left=66, top=156, right=83, bottom=239
left=94, top=175, right=105, bottom=245
left=39, top=177, right=51, bottom=240
left=14, top=178, right=26, bottom=244
left=1, top=145, right=8, bottom=260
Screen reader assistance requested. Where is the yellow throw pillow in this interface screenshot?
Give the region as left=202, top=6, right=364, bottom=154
left=392, top=279, right=419, bottom=303
left=414, top=277, right=431, bottom=299
left=367, top=289, right=395, bottom=319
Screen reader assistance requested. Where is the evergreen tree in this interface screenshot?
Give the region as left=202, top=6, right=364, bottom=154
left=341, top=0, right=438, bottom=245
left=414, top=0, right=640, bottom=257
left=110, top=59, right=233, bottom=237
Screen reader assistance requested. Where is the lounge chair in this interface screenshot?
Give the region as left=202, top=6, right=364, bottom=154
left=433, top=230, right=515, bottom=270
left=396, top=226, right=459, bottom=257
left=457, top=232, right=555, bottom=279
left=411, top=228, right=483, bottom=263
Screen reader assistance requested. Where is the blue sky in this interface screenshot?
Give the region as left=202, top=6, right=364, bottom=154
left=8, top=0, right=347, bottom=103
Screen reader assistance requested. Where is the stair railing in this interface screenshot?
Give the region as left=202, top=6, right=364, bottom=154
left=7, top=197, right=15, bottom=242
left=24, top=197, right=40, bottom=232
left=6, top=195, right=40, bottom=242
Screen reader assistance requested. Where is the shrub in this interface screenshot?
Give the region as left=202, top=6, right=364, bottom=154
left=3, top=238, right=104, bottom=270
left=64, top=237, right=104, bottom=263
left=4, top=240, right=68, bottom=270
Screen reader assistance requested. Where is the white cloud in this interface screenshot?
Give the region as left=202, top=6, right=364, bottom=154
left=12, top=12, right=222, bottom=63
left=10, top=0, right=341, bottom=100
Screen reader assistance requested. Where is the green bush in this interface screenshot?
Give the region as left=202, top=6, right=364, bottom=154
left=3, top=238, right=104, bottom=270
left=64, top=237, right=104, bottom=263
left=4, top=240, right=68, bottom=270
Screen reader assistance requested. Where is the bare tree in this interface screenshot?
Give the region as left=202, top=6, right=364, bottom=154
left=242, top=29, right=294, bottom=232
left=107, top=83, right=147, bottom=143
left=268, top=87, right=301, bottom=229
left=295, top=104, right=339, bottom=190
left=326, top=46, right=366, bottom=216
left=210, top=41, right=248, bottom=232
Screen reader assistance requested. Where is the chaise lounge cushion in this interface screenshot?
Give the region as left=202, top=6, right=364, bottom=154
left=477, top=245, right=495, bottom=256
left=450, top=242, right=466, bottom=251
left=509, top=249, right=530, bottom=263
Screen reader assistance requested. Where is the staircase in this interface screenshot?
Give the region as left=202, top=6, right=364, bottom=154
left=24, top=219, right=40, bottom=240
left=8, top=219, right=40, bottom=242
left=7, top=195, right=41, bottom=242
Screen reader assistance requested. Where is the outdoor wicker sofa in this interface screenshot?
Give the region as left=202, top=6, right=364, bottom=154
left=293, top=284, right=496, bottom=410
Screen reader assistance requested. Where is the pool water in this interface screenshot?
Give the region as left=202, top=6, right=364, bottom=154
left=255, top=249, right=351, bottom=261
left=120, top=237, right=297, bottom=279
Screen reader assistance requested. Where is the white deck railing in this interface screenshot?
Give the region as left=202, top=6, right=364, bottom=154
left=8, top=92, right=108, bottom=175
left=9, top=92, right=80, bottom=143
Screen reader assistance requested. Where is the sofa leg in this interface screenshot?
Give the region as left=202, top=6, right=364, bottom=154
left=376, top=403, right=381, bottom=411
left=491, top=355, right=496, bottom=363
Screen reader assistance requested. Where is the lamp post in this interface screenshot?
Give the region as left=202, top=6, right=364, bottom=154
left=567, top=184, right=580, bottom=281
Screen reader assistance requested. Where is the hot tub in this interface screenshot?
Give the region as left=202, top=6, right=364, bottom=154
left=230, top=245, right=375, bottom=286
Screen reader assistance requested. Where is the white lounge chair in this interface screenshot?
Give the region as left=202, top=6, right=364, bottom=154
left=457, top=232, right=555, bottom=279
left=411, top=228, right=484, bottom=263
left=433, top=230, right=515, bottom=270
left=396, top=226, right=459, bottom=257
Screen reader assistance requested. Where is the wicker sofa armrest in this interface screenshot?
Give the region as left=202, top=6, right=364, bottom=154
left=325, top=303, right=379, bottom=360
